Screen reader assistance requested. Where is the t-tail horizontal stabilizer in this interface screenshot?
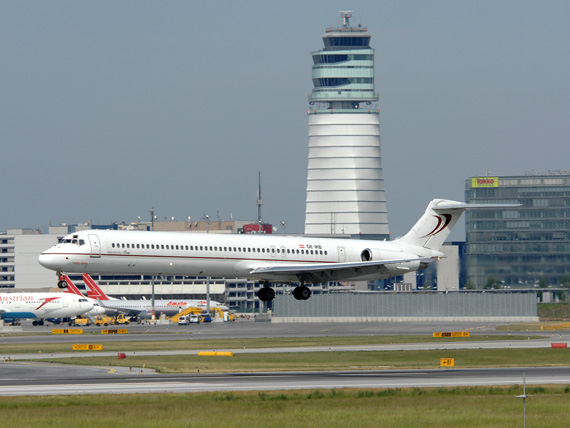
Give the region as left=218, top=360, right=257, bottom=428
left=395, top=199, right=519, bottom=251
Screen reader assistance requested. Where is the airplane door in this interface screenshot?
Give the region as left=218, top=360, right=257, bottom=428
left=88, top=234, right=101, bottom=258
left=337, top=247, right=346, bottom=262
left=270, top=246, right=277, bottom=258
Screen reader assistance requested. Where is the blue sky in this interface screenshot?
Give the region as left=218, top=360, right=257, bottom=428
left=2, top=1, right=569, bottom=239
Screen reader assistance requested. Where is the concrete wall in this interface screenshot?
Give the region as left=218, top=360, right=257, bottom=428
left=271, top=292, right=538, bottom=322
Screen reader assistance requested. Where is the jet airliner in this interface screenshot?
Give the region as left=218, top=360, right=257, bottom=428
left=0, top=293, right=94, bottom=325
left=38, top=199, right=510, bottom=301
left=79, top=273, right=228, bottom=316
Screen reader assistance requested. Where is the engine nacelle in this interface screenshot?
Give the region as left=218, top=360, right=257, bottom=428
left=360, top=248, right=373, bottom=262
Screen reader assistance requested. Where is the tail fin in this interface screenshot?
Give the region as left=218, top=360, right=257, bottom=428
left=82, top=274, right=110, bottom=300
left=395, top=199, right=471, bottom=251
left=396, top=199, right=518, bottom=251
left=63, top=275, right=85, bottom=297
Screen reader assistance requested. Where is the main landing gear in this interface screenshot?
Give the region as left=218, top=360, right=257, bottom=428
left=257, top=282, right=276, bottom=302
left=292, top=284, right=311, bottom=301
left=56, top=271, right=67, bottom=289
left=256, top=282, right=312, bottom=301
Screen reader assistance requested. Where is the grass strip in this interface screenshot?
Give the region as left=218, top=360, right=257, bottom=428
left=0, top=385, right=569, bottom=428
left=40, top=347, right=570, bottom=373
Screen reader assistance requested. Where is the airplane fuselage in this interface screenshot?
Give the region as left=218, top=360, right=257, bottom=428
left=38, top=230, right=435, bottom=283
left=0, top=293, right=94, bottom=322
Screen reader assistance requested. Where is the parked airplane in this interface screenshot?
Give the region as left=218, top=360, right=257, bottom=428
left=79, top=273, right=228, bottom=317
left=61, top=275, right=107, bottom=317
left=0, top=293, right=93, bottom=325
left=38, top=199, right=510, bottom=301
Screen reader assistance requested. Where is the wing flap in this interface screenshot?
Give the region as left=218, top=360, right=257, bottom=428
left=250, top=256, right=433, bottom=283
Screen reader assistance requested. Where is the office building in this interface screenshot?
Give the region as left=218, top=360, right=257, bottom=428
left=465, top=172, right=570, bottom=287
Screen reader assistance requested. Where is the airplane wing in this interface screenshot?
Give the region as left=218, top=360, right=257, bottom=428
left=249, top=256, right=434, bottom=284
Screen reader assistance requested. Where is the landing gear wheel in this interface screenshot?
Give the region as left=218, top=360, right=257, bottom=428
left=57, top=273, right=67, bottom=289
left=293, top=286, right=311, bottom=300
left=265, top=287, right=275, bottom=301
left=257, top=287, right=275, bottom=302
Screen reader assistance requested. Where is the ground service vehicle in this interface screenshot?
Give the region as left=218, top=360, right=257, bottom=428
left=70, top=316, right=90, bottom=326
left=94, top=314, right=130, bottom=326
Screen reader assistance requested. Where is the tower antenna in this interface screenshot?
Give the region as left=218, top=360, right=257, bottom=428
left=256, top=171, right=263, bottom=223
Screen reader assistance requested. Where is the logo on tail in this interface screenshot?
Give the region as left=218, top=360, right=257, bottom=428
left=421, top=214, right=452, bottom=238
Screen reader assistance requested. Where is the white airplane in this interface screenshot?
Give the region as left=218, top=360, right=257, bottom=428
left=80, top=273, right=228, bottom=317
left=38, top=199, right=510, bottom=302
left=0, top=292, right=94, bottom=325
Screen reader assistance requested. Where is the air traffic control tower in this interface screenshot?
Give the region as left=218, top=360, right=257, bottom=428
left=304, top=12, right=390, bottom=240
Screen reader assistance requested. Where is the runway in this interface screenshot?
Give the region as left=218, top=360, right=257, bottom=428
left=0, top=363, right=569, bottom=396
left=1, top=320, right=569, bottom=396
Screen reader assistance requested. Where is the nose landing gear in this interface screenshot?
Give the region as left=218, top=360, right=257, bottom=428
left=56, top=272, right=67, bottom=289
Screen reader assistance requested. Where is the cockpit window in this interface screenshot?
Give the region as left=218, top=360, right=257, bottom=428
left=59, top=237, right=85, bottom=246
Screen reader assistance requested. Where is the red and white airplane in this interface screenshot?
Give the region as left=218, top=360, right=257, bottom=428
left=38, top=199, right=512, bottom=301
left=77, top=274, right=227, bottom=317
left=0, top=292, right=93, bottom=325
left=61, top=275, right=107, bottom=317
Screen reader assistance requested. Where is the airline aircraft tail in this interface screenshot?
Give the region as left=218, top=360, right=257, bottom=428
left=83, top=274, right=110, bottom=300
left=63, top=276, right=86, bottom=297
left=395, top=199, right=471, bottom=251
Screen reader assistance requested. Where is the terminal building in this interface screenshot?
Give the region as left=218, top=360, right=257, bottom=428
left=304, top=12, right=389, bottom=240
left=465, top=172, right=570, bottom=288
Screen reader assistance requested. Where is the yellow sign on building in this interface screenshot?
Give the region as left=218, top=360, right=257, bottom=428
left=471, top=177, right=499, bottom=188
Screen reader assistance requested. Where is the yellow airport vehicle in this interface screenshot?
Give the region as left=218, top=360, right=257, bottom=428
left=169, top=307, right=203, bottom=323
left=70, top=316, right=91, bottom=327
left=94, top=314, right=130, bottom=326
left=210, top=307, right=236, bottom=322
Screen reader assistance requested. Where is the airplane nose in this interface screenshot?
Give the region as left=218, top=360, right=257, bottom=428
left=38, top=253, right=54, bottom=269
